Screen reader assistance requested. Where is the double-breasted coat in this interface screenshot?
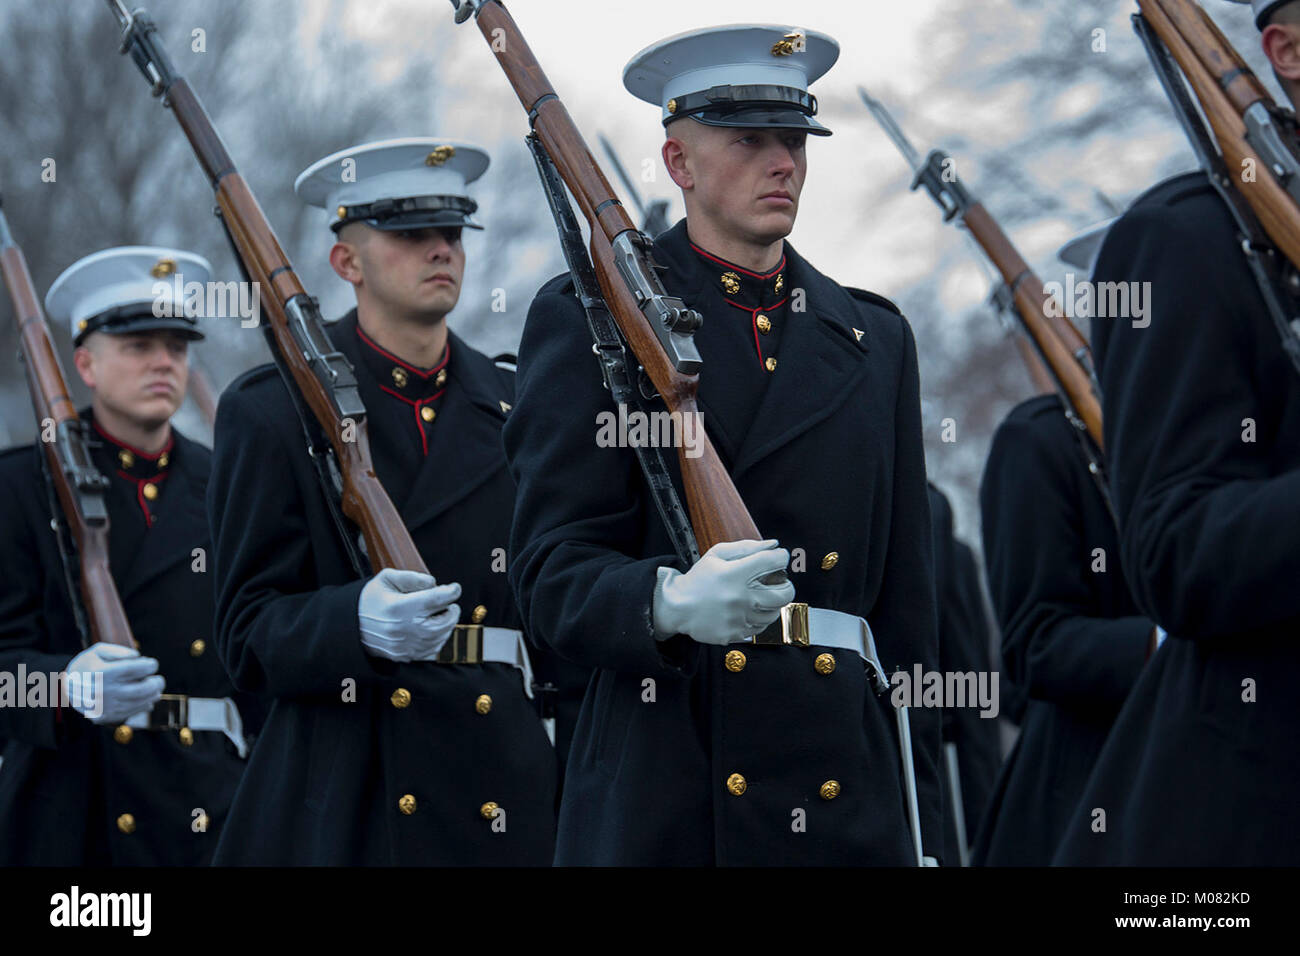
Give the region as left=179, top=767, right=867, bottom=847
left=0, top=415, right=251, bottom=864
left=504, top=220, right=942, bottom=865
left=207, top=312, right=558, bottom=865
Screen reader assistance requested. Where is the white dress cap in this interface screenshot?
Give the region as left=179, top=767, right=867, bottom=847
left=295, top=138, right=490, bottom=232
left=45, top=246, right=211, bottom=344
left=623, top=24, right=840, bottom=135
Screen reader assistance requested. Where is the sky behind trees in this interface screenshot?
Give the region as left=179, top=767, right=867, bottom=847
left=0, top=0, right=1268, bottom=545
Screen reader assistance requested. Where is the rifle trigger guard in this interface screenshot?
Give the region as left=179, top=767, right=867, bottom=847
left=636, top=366, right=659, bottom=402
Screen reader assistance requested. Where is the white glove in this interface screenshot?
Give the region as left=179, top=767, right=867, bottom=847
left=65, top=642, right=165, bottom=724
left=358, top=568, right=461, bottom=663
left=653, top=539, right=796, bottom=645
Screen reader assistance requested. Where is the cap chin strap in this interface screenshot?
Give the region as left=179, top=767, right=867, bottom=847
left=333, top=194, right=478, bottom=231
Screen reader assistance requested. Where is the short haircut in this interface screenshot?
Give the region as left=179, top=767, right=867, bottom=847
left=1268, top=2, right=1300, bottom=27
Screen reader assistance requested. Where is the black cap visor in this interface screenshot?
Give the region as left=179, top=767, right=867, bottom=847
left=670, top=107, right=831, bottom=136
left=334, top=195, right=483, bottom=233
left=664, top=82, right=832, bottom=136
left=76, top=308, right=204, bottom=345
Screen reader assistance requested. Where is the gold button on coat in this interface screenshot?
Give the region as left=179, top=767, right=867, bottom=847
left=190, top=639, right=206, bottom=657
left=480, top=801, right=499, bottom=820
left=392, top=367, right=408, bottom=388
left=435, top=369, right=447, bottom=388
left=142, top=482, right=159, bottom=501
left=117, top=813, right=136, bottom=834
left=814, top=653, right=836, bottom=675
left=157, top=452, right=169, bottom=469
left=475, top=694, right=492, bottom=714
left=821, top=552, right=839, bottom=570
left=765, top=357, right=777, bottom=373
left=726, top=773, right=747, bottom=796
left=179, top=727, right=194, bottom=747
left=113, top=724, right=133, bottom=745
left=471, top=604, right=487, bottom=624
left=420, top=406, right=436, bottom=423
left=724, top=649, right=747, bottom=673
left=391, top=688, right=412, bottom=709
left=756, top=315, right=771, bottom=334
left=118, top=449, right=134, bottom=469
left=820, top=780, right=841, bottom=800
left=398, top=794, right=417, bottom=815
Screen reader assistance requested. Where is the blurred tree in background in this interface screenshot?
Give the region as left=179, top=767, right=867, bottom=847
left=0, top=0, right=1267, bottom=558
left=0, top=0, right=562, bottom=445
left=824, top=0, right=1262, bottom=544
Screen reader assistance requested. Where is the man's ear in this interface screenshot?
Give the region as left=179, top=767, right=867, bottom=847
left=663, top=135, right=693, bottom=190
left=329, top=237, right=364, bottom=286
left=72, top=343, right=96, bottom=390
left=1262, top=22, right=1300, bottom=81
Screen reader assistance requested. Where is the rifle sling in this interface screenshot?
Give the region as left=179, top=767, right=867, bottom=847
left=525, top=133, right=700, bottom=568
left=215, top=223, right=371, bottom=580
left=35, top=442, right=95, bottom=650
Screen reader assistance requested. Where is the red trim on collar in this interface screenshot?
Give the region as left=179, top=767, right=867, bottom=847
left=116, top=469, right=167, bottom=526
left=688, top=242, right=786, bottom=280
left=723, top=297, right=790, bottom=367
left=92, top=420, right=174, bottom=461
left=378, top=385, right=447, bottom=408
left=357, top=323, right=450, bottom=378
left=377, top=386, right=446, bottom=457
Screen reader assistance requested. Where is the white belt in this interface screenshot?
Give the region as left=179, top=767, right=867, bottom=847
left=748, top=604, right=890, bottom=692
left=125, top=694, right=247, bottom=758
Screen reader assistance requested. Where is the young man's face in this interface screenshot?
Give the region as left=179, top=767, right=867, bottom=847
left=667, top=122, right=808, bottom=246
left=74, top=330, right=191, bottom=428
left=338, top=225, right=466, bottom=323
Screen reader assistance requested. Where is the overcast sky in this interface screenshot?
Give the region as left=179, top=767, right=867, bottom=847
left=323, top=0, right=955, bottom=297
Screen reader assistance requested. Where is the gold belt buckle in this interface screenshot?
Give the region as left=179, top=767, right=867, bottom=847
left=750, top=602, right=810, bottom=646
left=150, top=693, right=188, bottom=730
left=437, top=624, right=484, bottom=664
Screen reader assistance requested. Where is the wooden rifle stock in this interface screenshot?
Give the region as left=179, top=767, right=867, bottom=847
left=1141, top=0, right=1300, bottom=272
left=464, top=0, right=767, bottom=554
left=859, top=89, right=1104, bottom=446
left=108, top=2, right=426, bottom=574
left=0, top=205, right=134, bottom=648
left=960, top=204, right=1105, bottom=447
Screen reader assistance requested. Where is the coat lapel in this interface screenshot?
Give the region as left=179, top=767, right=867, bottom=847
left=398, top=332, right=509, bottom=534
left=729, top=248, right=873, bottom=480
left=116, top=432, right=208, bottom=601
left=328, top=314, right=509, bottom=537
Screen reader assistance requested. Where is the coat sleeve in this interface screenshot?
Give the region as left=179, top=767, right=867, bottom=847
left=979, top=408, right=1150, bottom=708
left=871, top=313, right=944, bottom=861
left=1094, top=197, right=1300, bottom=640
left=206, top=380, right=382, bottom=698
left=0, top=449, right=76, bottom=749
left=503, top=283, right=694, bottom=675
